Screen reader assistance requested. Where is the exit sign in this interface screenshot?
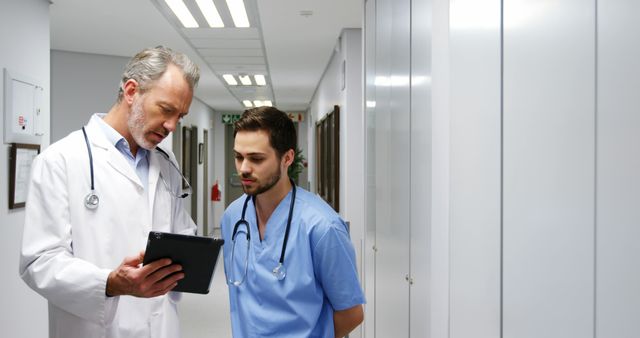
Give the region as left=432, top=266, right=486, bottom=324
left=221, top=114, right=241, bottom=125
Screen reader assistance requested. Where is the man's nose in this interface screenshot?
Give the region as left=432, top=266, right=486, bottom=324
left=238, top=159, right=251, bottom=174
left=163, top=116, right=180, bottom=133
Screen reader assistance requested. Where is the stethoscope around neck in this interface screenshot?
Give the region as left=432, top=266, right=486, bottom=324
left=81, top=126, right=191, bottom=210
left=229, top=179, right=296, bottom=286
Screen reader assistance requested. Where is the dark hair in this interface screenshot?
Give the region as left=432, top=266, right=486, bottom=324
left=233, top=106, right=297, bottom=157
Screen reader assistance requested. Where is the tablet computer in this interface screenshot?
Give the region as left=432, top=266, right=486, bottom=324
left=142, top=231, right=224, bottom=294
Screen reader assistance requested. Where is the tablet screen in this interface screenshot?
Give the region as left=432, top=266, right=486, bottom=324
left=143, top=231, right=224, bottom=294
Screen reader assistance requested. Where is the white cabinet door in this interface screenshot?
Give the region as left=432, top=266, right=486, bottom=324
left=503, top=1, right=596, bottom=337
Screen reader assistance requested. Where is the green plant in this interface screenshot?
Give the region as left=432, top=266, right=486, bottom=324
left=288, top=147, right=306, bottom=182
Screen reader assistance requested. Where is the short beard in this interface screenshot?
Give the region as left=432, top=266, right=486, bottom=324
left=243, top=168, right=281, bottom=196
left=127, top=97, right=155, bottom=150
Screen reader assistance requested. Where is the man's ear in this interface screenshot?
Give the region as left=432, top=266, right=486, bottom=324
left=122, top=79, right=139, bottom=105
left=282, top=149, right=295, bottom=167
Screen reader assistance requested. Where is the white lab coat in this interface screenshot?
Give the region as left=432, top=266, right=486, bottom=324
left=20, top=114, right=196, bottom=338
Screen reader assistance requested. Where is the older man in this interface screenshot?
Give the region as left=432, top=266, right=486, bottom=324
left=20, top=46, right=199, bottom=338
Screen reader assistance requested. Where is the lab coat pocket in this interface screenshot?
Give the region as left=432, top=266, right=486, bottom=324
left=149, top=297, right=180, bottom=338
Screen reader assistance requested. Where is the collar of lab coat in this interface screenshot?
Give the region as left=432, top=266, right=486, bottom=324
left=84, top=114, right=162, bottom=213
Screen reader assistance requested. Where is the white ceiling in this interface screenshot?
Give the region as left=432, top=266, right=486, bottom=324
left=50, top=0, right=362, bottom=112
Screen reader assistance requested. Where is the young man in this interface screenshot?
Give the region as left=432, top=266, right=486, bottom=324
left=20, top=46, right=199, bottom=338
left=221, top=107, right=365, bottom=337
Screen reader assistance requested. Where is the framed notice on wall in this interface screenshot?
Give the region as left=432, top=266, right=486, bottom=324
left=9, top=143, right=40, bottom=209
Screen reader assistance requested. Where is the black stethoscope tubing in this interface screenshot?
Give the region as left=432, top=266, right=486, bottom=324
left=82, top=127, right=100, bottom=209
left=232, top=178, right=296, bottom=268
left=82, top=127, right=95, bottom=191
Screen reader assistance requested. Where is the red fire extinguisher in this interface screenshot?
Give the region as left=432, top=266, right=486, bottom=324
left=211, top=180, right=221, bottom=202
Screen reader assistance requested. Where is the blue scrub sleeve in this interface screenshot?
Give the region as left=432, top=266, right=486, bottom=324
left=312, top=224, right=365, bottom=311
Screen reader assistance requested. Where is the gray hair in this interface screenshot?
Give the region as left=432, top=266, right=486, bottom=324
left=117, top=46, right=200, bottom=102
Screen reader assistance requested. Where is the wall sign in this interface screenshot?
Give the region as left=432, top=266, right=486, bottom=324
left=4, top=68, right=45, bottom=144
left=9, top=143, right=40, bottom=209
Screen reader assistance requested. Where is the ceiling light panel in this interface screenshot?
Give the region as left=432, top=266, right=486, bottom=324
left=238, top=75, right=252, bottom=85
left=263, top=100, right=272, bottom=107
left=153, top=0, right=275, bottom=109
left=226, top=0, right=250, bottom=27
left=254, top=74, right=266, bottom=86
left=242, top=100, right=253, bottom=107
left=253, top=100, right=263, bottom=107
left=165, top=0, right=199, bottom=28
left=223, top=74, right=238, bottom=85
left=195, top=0, right=224, bottom=27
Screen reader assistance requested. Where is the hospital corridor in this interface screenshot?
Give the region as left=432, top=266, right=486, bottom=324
left=1, top=0, right=639, bottom=337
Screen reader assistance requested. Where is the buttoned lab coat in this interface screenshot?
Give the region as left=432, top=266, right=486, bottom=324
left=20, top=114, right=196, bottom=338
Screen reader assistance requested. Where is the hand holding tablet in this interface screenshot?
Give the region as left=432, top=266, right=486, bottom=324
left=142, top=231, right=224, bottom=294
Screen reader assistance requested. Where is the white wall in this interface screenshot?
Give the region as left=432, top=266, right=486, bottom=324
left=449, top=0, right=501, bottom=337
left=596, top=1, right=640, bottom=337
left=429, top=1, right=450, bottom=337
left=0, top=0, right=50, bottom=336
left=307, top=28, right=364, bottom=236
left=307, top=27, right=364, bottom=338
left=502, top=2, right=596, bottom=337
left=365, top=0, right=640, bottom=337
left=51, top=50, right=128, bottom=142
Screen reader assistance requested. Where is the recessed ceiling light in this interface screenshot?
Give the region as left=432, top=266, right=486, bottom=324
left=226, top=0, right=250, bottom=27
left=164, top=0, right=199, bottom=28
left=238, top=75, right=252, bottom=86
left=195, top=0, right=224, bottom=28
left=223, top=74, right=238, bottom=86
left=254, top=74, right=266, bottom=86
left=263, top=100, right=273, bottom=107
left=253, top=100, right=263, bottom=107
left=242, top=100, right=253, bottom=108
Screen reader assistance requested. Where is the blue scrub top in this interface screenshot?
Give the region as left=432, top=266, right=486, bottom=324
left=221, top=186, right=365, bottom=338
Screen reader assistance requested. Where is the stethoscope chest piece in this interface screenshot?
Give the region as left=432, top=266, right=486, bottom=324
left=272, top=263, right=286, bottom=280
left=84, top=191, right=99, bottom=209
